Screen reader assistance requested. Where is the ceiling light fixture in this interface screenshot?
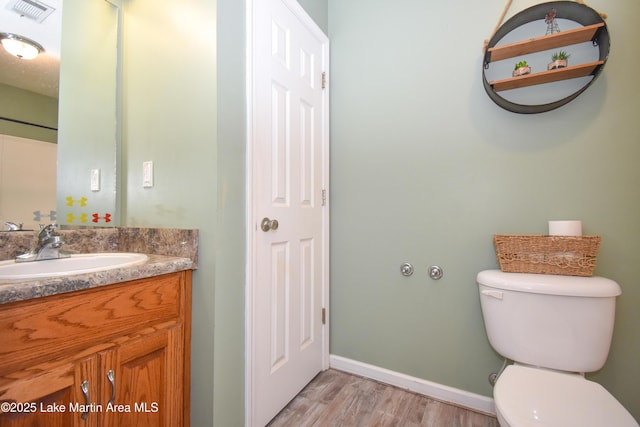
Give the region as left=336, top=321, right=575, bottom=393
left=0, top=32, right=44, bottom=60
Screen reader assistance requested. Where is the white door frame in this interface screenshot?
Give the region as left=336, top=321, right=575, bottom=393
left=245, top=0, right=330, bottom=425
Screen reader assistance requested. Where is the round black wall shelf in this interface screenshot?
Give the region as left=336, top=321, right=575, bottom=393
left=482, top=1, right=610, bottom=114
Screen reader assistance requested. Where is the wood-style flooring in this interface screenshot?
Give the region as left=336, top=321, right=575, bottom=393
left=268, top=369, right=500, bottom=427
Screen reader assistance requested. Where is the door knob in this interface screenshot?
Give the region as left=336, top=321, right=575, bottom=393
left=261, top=217, right=279, bottom=232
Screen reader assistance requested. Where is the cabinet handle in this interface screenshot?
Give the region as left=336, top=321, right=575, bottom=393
left=80, top=380, right=90, bottom=420
left=107, top=370, right=116, bottom=404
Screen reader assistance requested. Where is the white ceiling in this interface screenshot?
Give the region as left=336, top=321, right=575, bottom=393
left=0, top=0, right=62, bottom=98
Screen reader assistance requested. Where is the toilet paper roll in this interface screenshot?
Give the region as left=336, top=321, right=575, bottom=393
left=548, top=220, right=582, bottom=236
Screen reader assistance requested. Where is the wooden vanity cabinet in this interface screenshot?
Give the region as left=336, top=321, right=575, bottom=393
left=0, top=271, right=192, bottom=427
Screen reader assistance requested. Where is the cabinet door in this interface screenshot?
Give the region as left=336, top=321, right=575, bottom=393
left=100, top=325, right=184, bottom=427
left=0, top=356, right=98, bottom=427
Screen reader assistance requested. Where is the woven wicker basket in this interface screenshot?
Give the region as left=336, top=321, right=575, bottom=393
left=494, top=234, right=601, bottom=276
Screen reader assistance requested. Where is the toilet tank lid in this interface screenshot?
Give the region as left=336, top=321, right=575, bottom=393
left=477, top=270, right=621, bottom=297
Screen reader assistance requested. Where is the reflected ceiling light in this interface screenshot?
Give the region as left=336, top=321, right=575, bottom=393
left=0, top=32, right=44, bottom=60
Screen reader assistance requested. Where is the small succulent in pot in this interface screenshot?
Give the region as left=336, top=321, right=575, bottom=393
left=548, top=51, right=570, bottom=70
left=513, top=60, right=531, bottom=77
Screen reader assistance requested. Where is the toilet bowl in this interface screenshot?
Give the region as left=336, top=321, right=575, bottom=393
left=494, top=365, right=637, bottom=427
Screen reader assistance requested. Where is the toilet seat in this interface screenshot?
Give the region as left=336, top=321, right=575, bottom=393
left=494, top=365, right=638, bottom=427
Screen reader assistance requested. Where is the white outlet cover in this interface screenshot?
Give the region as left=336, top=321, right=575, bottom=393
left=143, top=161, right=154, bottom=188
left=91, top=168, right=101, bottom=192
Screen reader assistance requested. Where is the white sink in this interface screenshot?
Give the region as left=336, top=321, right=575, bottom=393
left=0, top=253, right=149, bottom=280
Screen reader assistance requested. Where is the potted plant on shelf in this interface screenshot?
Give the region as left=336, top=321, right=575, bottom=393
left=548, top=51, right=570, bottom=70
left=513, top=60, right=531, bottom=77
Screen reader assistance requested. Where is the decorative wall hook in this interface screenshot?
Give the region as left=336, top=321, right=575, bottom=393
left=66, top=196, right=88, bottom=207
left=66, top=213, right=89, bottom=223
left=92, top=213, right=112, bottom=223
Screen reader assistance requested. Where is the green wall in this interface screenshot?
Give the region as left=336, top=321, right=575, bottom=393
left=215, top=0, right=246, bottom=425
left=298, top=0, right=328, bottom=33
left=328, top=0, right=639, bottom=421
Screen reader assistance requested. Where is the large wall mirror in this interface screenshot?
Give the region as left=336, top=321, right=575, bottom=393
left=0, top=0, right=120, bottom=231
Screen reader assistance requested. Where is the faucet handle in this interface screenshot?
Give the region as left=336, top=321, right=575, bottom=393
left=38, top=224, right=59, bottom=240
left=4, top=222, right=22, bottom=231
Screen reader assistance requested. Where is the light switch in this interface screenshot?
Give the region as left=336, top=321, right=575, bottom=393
left=91, top=168, right=101, bottom=192
left=143, top=161, right=154, bottom=188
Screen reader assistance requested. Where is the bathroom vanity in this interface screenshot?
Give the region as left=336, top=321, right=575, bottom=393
left=0, top=267, right=192, bottom=426
left=0, top=265, right=192, bottom=427
left=0, top=228, right=197, bottom=427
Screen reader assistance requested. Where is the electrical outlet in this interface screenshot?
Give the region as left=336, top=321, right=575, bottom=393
left=143, top=161, right=154, bottom=188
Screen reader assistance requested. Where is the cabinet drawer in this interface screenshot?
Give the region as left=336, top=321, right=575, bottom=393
left=0, top=272, right=185, bottom=373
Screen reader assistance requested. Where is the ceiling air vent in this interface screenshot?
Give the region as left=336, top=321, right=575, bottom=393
left=7, top=0, right=55, bottom=23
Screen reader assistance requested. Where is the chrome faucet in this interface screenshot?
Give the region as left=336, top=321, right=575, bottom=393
left=4, top=221, right=22, bottom=231
left=15, top=224, right=70, bottom=262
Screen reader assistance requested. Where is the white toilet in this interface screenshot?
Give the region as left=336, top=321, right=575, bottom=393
left=477, top=269, right=639, bottom=427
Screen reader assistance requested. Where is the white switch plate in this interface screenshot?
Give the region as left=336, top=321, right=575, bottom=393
left=143, top=161, right=154, bottom=188
left=90, top=168, right=101, bottom=192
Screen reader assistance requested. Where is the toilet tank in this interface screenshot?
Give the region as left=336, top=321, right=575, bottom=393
left=477, top=270, right=621, bottom=373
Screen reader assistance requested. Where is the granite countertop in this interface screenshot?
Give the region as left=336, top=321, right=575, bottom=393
left=0, top=254, right=194, bottom=305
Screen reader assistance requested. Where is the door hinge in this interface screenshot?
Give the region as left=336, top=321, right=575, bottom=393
left=321, top=189, right=327, bottom=206
left=322, top=308, right=326, bottom=325
left=321, top=71, right=327, bottom=89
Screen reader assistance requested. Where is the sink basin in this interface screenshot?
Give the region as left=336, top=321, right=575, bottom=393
left=0, top=253, right=149, bottom=280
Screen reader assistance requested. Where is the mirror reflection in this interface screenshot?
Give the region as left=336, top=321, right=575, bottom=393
left=0, top=0, right=60, bottom=230
left=0, top=0, right=120, bottom=231
left=56, top=0, right=120, bottom=228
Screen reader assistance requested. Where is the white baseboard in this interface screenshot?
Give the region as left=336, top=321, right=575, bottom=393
left=329, top=354, right=496, bottom=416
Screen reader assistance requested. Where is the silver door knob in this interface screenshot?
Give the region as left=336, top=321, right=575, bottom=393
left=261, top=217, right=279, bottom=232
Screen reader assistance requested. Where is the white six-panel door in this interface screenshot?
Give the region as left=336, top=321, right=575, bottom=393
left=247, top=0, right=330, bottom=425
